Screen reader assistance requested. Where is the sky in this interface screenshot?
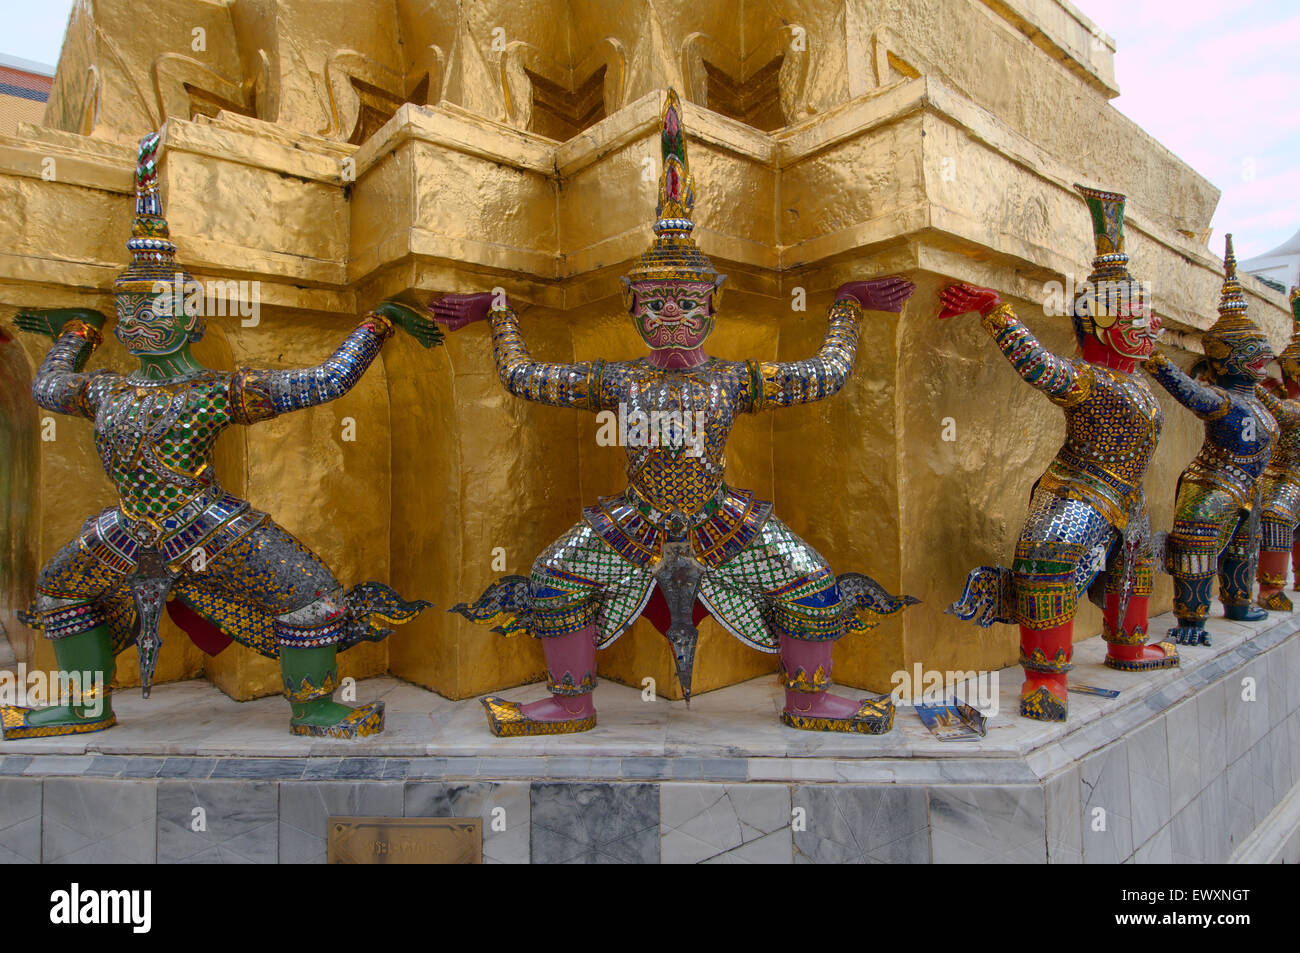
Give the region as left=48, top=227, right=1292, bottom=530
left=1075, top=0, right=1300, bottom=261
left=3, top=0, right=1296, bottom=260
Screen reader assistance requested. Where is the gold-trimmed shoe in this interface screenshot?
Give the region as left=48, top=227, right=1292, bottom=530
left=289, top=701, right=385, bottom=739
left=1103, top=641, right=1181, bottom=672
left=1, top=705, right=117, bottom=740
left=481, top=695, right=596, bottom=737
left=1259, top=591, right=1293, bottom=612
left=1020, top=686, right=1068, bottom=721
left=780, top=697, right=895, bottom=734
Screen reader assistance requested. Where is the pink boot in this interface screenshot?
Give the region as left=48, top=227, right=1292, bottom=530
left=778, top=635, right=894, bottom=734
left=482, top=626, right=597, bottom=737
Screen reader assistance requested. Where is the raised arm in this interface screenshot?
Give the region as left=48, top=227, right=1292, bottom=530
left=431, top=291, right=602, bottom=410
left=490, top=306, right=602, bottom=409
left=1256, top=384, right=1300, bottom=429
left=1143, top=351, right=1229, bottom=418
left=937, top=284, right=1087, bottom=407
left=751, top=298, right=861, bottom=409
left=16, top=309, right=113, bottom=418
left=751, top=277, right=915, bottom=411
left=229, top=302, right=439, bottom=424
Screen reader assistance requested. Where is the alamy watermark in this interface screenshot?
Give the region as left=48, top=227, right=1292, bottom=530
left=0, top=665, right=106, bottom=717
left=1041, top=275, right=1154, bottom=319
left=595, top=402, right=706, bottom=457
left=151, top=273, right=261, bottom=327
left=890, top=663, right=999, bottom=715
left=50, top=883, right=151, bottom=933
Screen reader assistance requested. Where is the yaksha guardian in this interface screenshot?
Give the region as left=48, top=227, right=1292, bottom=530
left=436, top=90, right=917, bottom=737
left=1254, top=288, right=1300, bottom=610
left=4, top=133, right=438, bottom=740
left=1147, top=235, right=1277, bottom=645
left=945, top=185, right=1175, bottom=723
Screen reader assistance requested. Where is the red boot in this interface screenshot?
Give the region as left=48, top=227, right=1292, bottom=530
left=1257, top=550, right=1293, bottom=611
left=1102, top=593, right=1179, bottom=671
left=777, top=635, right=894, bottom=734
left=1292, top=532, right=1300, bottom=592
left=481, top=626, right=597, bottom=736
left=1019, top=623, right=1072, bottom=721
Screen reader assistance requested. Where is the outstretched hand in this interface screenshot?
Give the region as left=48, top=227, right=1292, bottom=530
left=430, top=292, right=503, bottom=332
left=835, top=276, right=915, bottom=313
left=938, top=283, right=1001, bottom=320
left=14, top=308, right=107, bottom=342
left=373, top=301, right=444, bottom=349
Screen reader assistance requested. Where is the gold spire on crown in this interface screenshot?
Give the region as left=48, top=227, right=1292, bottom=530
left=116, top=132, right=192, bottom=293
left=622, top=89, right=722, bottom=308
left=1203, top=234, right=1266, bottom=361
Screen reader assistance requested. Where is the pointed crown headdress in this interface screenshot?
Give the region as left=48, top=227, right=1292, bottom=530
left=622, top=89, right=722, bottom=309
left=115, top=132, right=193, bottom=294
left=1202, top=234, right=1265, bottom=362
left=1073, top=184, right=1143, bottom=338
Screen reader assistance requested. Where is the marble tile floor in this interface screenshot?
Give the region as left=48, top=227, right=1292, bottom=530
left=2, top=604, right=1298, bottom=863
left=1, top=603, right=1297, bottom=787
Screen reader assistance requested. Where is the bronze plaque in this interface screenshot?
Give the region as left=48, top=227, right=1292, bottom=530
left=327, top=817, right=482, bottom=864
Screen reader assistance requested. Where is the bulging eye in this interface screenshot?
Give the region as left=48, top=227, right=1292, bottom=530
left=649, top=300, right=664, bottom=312
left=679, top=299, right=697, bottom=310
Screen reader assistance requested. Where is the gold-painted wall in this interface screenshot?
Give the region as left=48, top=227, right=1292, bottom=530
left=4, top=0, right=1294, bottom=707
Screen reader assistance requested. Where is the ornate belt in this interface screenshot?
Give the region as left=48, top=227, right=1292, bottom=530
left=83, top=491, right=267, bottom=573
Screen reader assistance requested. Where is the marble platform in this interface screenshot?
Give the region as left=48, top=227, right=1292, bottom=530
left=2, top=604, right=1299, bottom=864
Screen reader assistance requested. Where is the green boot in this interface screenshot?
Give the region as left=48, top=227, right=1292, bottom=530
left=281, top=645, right=384, bottom=739
left=1, top=626, right=117, bottom=739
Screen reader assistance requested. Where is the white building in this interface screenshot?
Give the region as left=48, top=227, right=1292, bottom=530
left=1241, top=229, right=1300, bottom=294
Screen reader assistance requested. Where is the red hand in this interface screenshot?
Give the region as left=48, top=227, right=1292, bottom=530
left=937, top=283, right=1001, bottom=320
left=835, top=276, right=916, bottom=313
left=429, top=291, right=503, bottom=331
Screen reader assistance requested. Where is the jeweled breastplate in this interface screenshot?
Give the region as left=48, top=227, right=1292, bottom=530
left=1043, top=365, right=1162, bottom=526
left=94, top=373, right=229, bottom=517
left=87, top=372, right=263, bottom=567
left=1188, top=393, right=1277, bottom=499
left=618, top=360, right=738, bottom=518
left=1065, top=366, right=1162, bottom=483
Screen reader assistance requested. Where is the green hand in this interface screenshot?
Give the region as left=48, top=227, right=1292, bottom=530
left=374, top=300, right=444, bottom=350
left=14, top=308, right=107, bottom=342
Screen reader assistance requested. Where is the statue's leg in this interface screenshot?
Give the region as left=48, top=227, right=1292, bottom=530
left=702, top=516, right=894, bottom=733
left=481, top=523, right=625, bottom=736
left=1167, top=485, right=1237, bottom=646
left=280, top=642, right=382, bottom=739
left=196, top=522, right=384, bottom=737
left=481, top=625, right=598, bottom=736
left=1011, top=492, right=1113, bottom=721
left=2, top=540, right=122, bottom=738
left=1291, top=525, right=1300, bottom=592
left=1219, top=514, right=1267, bottom=623
left=1256, top=489, right=1299, bottom=610
left=777, top=633, right=893, bottom=734
left=1103, top=544, right=1178, bottom=671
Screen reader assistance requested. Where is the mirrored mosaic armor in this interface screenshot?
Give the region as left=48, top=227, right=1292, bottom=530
left=948, top=186, right=1175, bottom=723
left=1256, top=290, right=1300, bottom=610
left=446, top=90, right=916, bottom=737
left=1147, top=236, right=1277, bottom=646
left=4, top=133, right=433, bottom=740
